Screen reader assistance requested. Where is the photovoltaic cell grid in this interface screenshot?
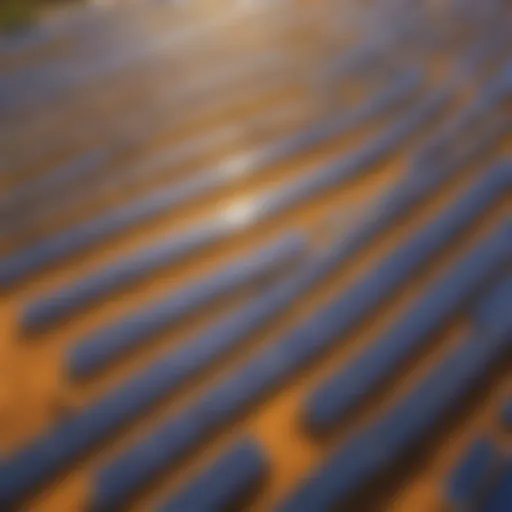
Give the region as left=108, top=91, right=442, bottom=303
left=0, top=0, right=511, bottom=511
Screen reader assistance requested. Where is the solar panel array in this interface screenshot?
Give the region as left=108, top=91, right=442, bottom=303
left=0, top=0, right=510, bottom=511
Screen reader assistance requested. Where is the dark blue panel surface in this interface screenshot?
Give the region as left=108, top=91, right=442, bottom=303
left=502, top=402, right=512, bottom=430
left=446, top=439, right=503, bottom=509
left=159, top=440, right=266, bottom=512
left=473, top=275, right=512, bottom=330
left=482, top=465, right=512, bottom=512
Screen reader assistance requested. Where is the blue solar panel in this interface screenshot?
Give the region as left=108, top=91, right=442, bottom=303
left=482, top=465, right=512, bottom=512
left=446, top=439, right=504, bottom=509
left=158, top=439, right=266, bottom=512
